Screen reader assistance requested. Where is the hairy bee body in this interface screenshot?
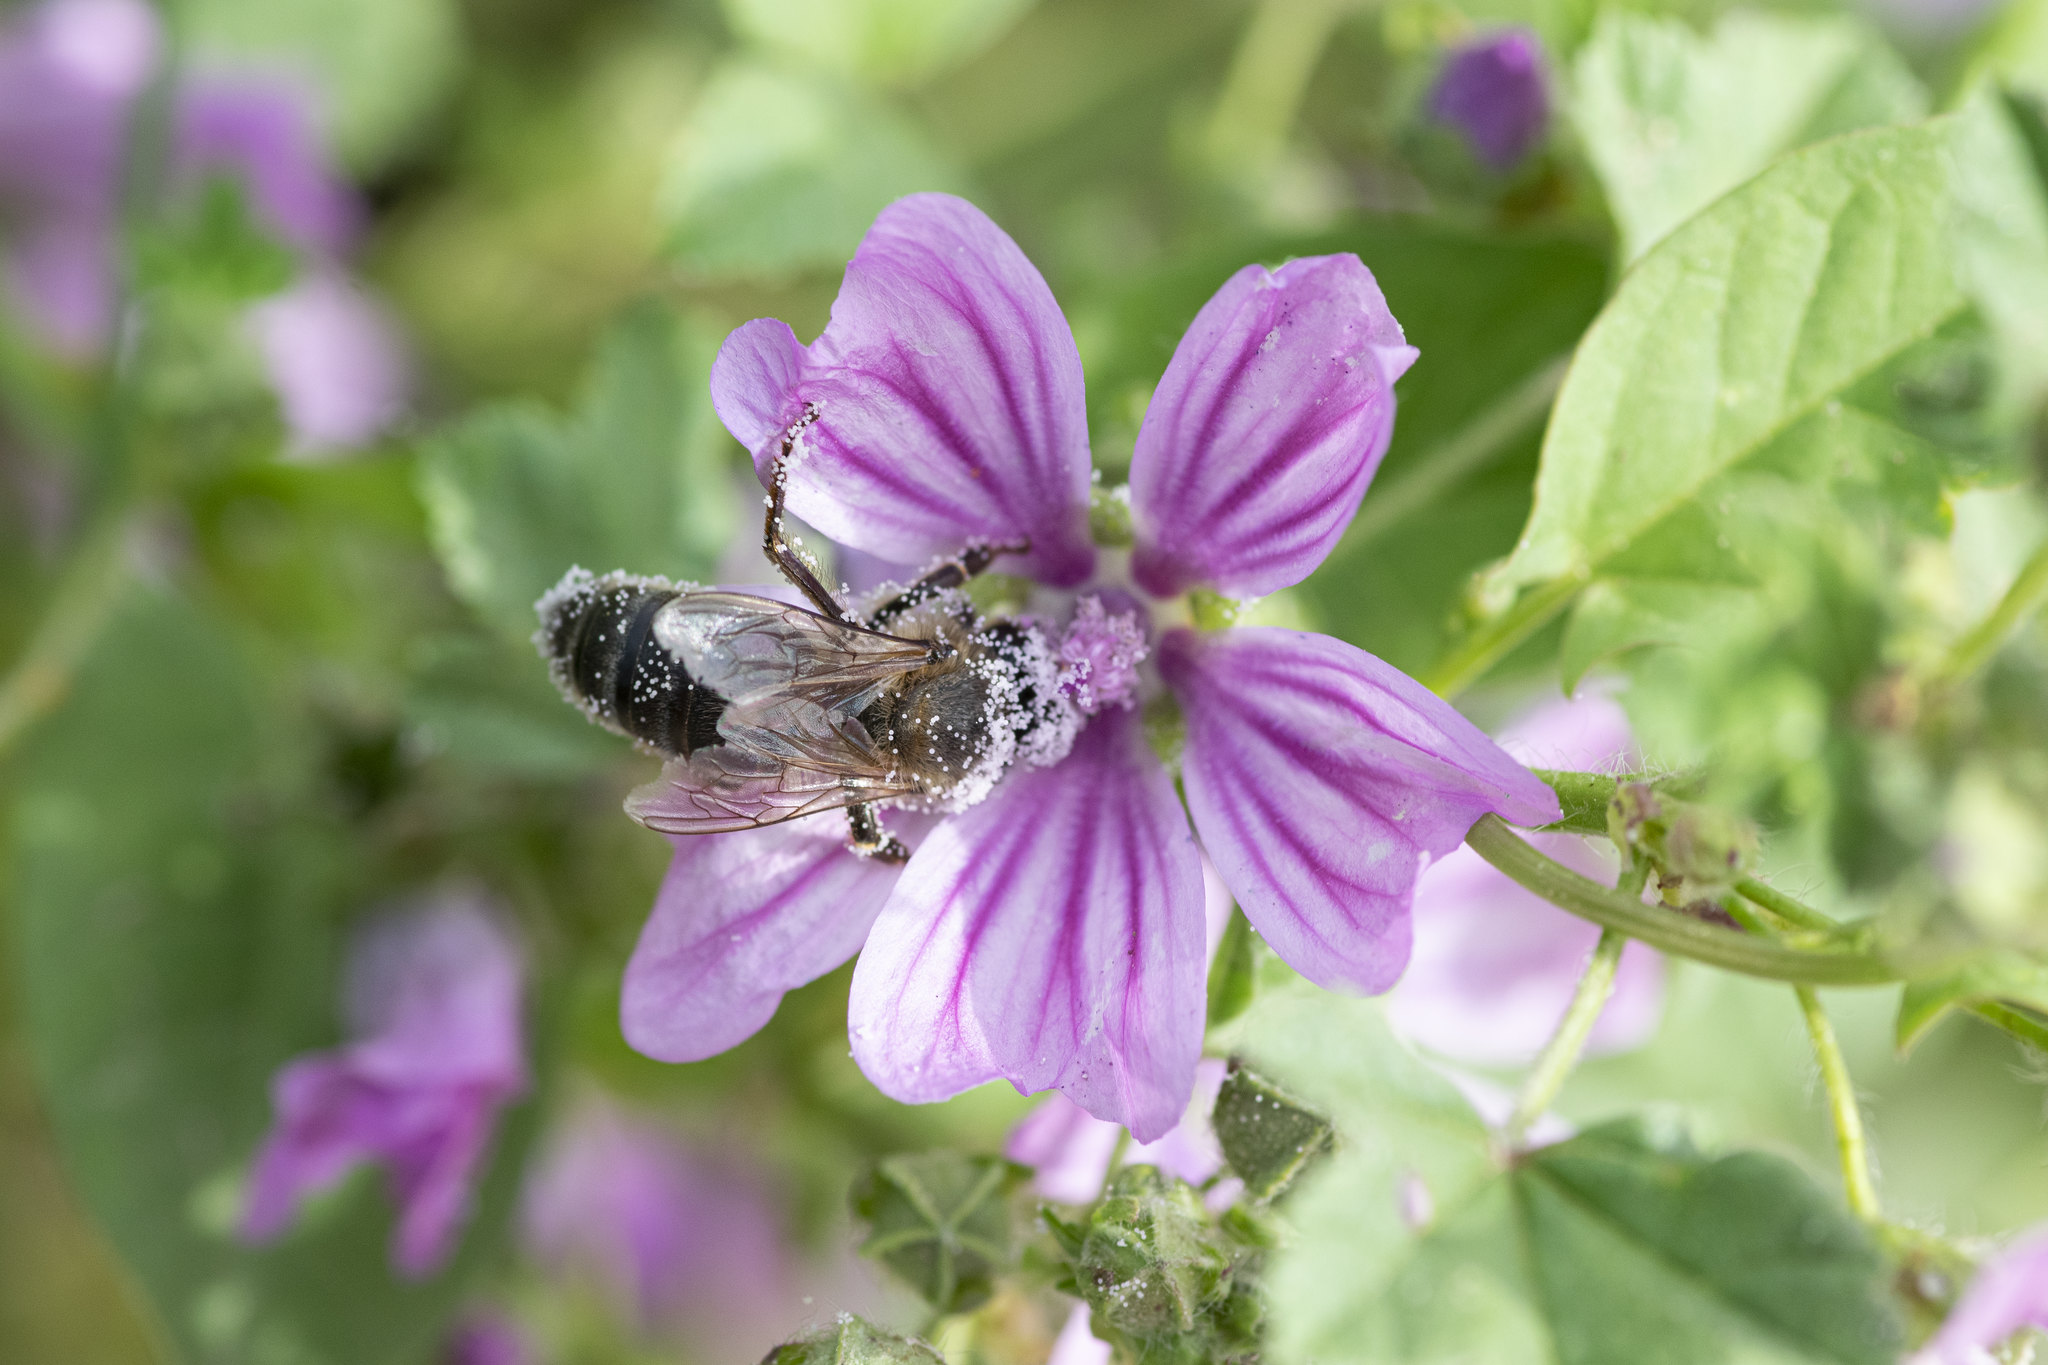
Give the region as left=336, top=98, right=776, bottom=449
left=540, top=575, right=729, bottom=758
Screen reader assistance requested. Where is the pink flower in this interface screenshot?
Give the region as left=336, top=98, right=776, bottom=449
left=240, top=892, right=527, bottom=1277
left=1388, top=691, right=1665, bottom=1065
left=1428, top=29, right=1551, bottom=172
left=623, top=194, right=1558, bottom=1139
left=520, top=1096, right=786, bottom=1332
left=1915, top=1227, right=2048, bottom=1364
left=0, top=0, right=160, bottom=353
left=1048, top=1302, right=1113, bottom=1365
left=245, top=270, right=409, bottom=456
left=172, top=69, right=359, bottom=256
left=443, top=1314, right=534, bottom=1365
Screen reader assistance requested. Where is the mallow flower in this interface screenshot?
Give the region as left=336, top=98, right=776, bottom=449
left=240, top=892, right=527, bottom=1277
left=1388, top=690, right=1665, bottom=1065
left=1427, top=28, right=1551, bottom=172
left=1913, top=1225, right=2048, bottom=1364
left=520, top=1095, right=785, bottom=1335
left=622, top=193, right=1559, bottom=1140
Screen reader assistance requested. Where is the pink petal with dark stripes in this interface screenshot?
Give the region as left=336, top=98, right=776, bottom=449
left=621, top=819, right=910, bottom=1063
left=1158, top=627, right=1559, bottom=994
left=847, top=707, right=1205, bottom=1140
left=709, top=193, right=1095, bottom=586
left=1128, top=256, right=1416, bottom=598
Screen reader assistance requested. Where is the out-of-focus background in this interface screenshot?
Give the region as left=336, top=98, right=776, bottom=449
left=4, top=0, right=2048, bottom=1360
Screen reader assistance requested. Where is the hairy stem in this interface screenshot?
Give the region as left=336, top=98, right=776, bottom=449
left=1202, top=0, right=1354, bottom=174
left=1795, top=985, right=1882, bottom=1223
left=1508, top=929, right=1624, bottom=1144
left=1342, top=357, right=1569, bottom=554
left=1932, top=537, right=2048, bottom=685
left=0, top=505, right=133, bottom=760
left=1463, top=815, right=1897, bottom=984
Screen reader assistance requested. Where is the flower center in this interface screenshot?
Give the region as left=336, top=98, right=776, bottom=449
left=1054, top=595, right=1148, bottom=715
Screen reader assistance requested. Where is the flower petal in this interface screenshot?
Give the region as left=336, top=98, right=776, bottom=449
left=709, top=193, right=1095, bottom=586
left=848, top=707, right=1205, bottom=1140
left=1005, top=1093, right=1122, bottom=1204
left=1158, top=627, right=1560, bottom=994
left=1917, top=1225, right=2048, bottom=1364
left=1127, top=256, right=1416, bottom=598
left=621, top=819, right=907, bottom=1062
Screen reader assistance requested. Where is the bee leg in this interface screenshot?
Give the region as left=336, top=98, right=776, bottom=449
left=846, top=803, right=910, bottom=863
left=865, top=537, right=1032, bottom=630
left=762, top=409, right=855, bottom=621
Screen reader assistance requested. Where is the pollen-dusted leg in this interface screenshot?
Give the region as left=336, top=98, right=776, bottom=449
left=846, top=802, right=909, bottom=863
left=762, top=407, right=853, bottom=621
left=865, top=538, right=1031, bottom=630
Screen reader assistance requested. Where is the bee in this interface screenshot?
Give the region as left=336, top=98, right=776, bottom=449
left=536, top=418, right=1062, bottom=862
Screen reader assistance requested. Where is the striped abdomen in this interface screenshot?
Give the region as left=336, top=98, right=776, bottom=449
left=536, top=571, right=727, bottom=758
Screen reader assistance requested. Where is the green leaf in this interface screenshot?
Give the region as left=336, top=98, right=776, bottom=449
left=851, top=1152, right=1026, bottom=1314
left=718, top=0, right=1037, bottom=88
left=1210, top=1064, right=1333, bottom=1205
left=174, top=0, right=462, bottom=171
left=659, top=60, right=967, bottom=279
left=419, top=302, right=736, bottom=641
left=403, top=632, right=620, bottom=780
left=1205, top=910, right=1257, bottom=1028
left=1572, top=11, right=1927, bottom=262
left=762, top=1316, right=948, bottom=1364
left=1473, top=120, right=1972, bottom=676
left=1950, top=90, right=2048, bottom=411
left=1897, top=953, right=2048, bottom=1052
left=6, top=591, right=526, bottom=1365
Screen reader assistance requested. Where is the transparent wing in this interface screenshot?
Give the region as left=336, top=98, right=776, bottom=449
left=624, top=745, right=917, bottom=835
left=713, top=691, right=901, bottom=778
left=652, top=591, right=931, bottom=710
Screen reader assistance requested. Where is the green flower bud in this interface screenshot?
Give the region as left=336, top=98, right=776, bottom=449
left=759, top=1315, right=946, bottom=1364
left=1211, top=1062, right=1334, bottom=1203
left=851, top=1152, right=1027, bottom=1315
left=1078, top=1165, right=1230, bottom=1337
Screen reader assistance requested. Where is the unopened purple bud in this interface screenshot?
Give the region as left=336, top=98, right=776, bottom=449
left=443, top=1314, right=534, bottom=1365
left=1428, top=29, right=1550, bottom=171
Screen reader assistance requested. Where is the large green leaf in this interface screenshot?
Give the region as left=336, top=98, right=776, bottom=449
left=1573, top=11, right=1927, bottom=262
left=418, top=302, right=736, bottom=641
left=1230, top=985, right=1901, bottom=1364
left=6, top=592, right=528, bottom=1365
left=1472, top=120, right=1972, bottom=676
left=659, top=61, right=967, bottom=279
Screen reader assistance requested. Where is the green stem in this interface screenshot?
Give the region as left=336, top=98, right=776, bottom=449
left=1735, top=877, right=1838, bottom=932
left=1931, top=538, right=2048, bottom=685
left=1463, top=815, right=1897, bottom=985
left=1425, top=573, right=1587, bottom=699
left=1507, top=927, right=1625, bottom=1144
left=1341, top=357, right=1569, bottom=554
left=1794, top=985, right=1882, bottom=1223
left=1969, top=999, right=2048, bottom=1051
left=1202, top=0, right=1354, bottom=174
left=0, top=505, right=134, bottom=760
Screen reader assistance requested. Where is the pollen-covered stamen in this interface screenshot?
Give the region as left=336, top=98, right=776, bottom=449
left=1056, top=596, right=1148, bottom=715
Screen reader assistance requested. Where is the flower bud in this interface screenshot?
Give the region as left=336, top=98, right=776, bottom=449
left=1211, top=1063, right=1334, bottom=1204
left=759, top=1316, right=945, bottom=1364
left=1076, top=1165, right=1230, bottom=1337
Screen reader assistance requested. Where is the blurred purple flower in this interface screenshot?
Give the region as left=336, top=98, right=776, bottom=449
left=1049, top=1302, right=1113, bottom=1365
left=1388, top=692, right=1664, bottom=1065
left=173, top=68, right=359, bottom=256
left=1428, top=29, right=1550, bottom=171
left=443, top=1313, right=535, bottom=1365
left=622, top=192, right=1557, bottom=1140
left=521, top=1096, right=785, bottom=1333
left=245, top=270, right=408, bottom=456
left=0, top=0, right=160, bottom=353
left=240, top=892, right=527, bottom=1278
left=1915, top=1227, right=2048, bottom=1364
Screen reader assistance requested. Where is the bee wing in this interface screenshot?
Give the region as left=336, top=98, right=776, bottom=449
left=653, top=591, right=930, bottom=710
left=624, top=744, right=916, bottom=835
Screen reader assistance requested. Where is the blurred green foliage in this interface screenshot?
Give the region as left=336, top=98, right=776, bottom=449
left=6, top=0, right=2048, bottom=1360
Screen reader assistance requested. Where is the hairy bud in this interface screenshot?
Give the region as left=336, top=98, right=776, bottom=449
left=1212, top=1062, right=1335, bottom=1203
left=759, top=1316, right=945, bottom=1364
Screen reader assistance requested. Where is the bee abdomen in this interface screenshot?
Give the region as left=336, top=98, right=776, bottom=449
left=535, top=568, right=727, bottom=758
